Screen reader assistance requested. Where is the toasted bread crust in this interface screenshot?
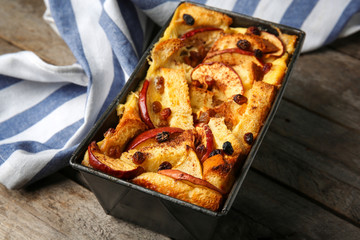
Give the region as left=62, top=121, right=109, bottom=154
left=83, top=3, right=296, bottom=212
left=133, top=172, right=222, bottom=211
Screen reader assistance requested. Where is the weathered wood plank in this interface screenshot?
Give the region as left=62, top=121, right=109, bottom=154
left=0, top=174, right=169, bottom=240
left=329, top=32, right=360, bottom=60
left=0, top=0, right=76, bottom=66
left=285, top=47, right=360, bottom=131
left=250, top=99, right=360, bottom=224
left=254, top=129, right=360, bottom=225
left=271, top=100, right=360, bottom=175
left=1, top=171, right=284, bottom=240
left=233, top=170, right=360, bottom=240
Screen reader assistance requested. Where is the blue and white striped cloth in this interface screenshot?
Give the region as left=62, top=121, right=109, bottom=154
left=0, top=0, right=359, bottom=189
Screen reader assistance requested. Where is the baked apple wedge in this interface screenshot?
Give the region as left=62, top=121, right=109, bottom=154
left=88, top=141, right=144, bottom=179
left=126, top=127, right=184, bottom=151
left=158, top=169, right=225, bottom=194
left=195, top=123, right=215, bottom=163
left=191, top=62, right=244, bottom=99
left=204, top=48, right=263, bottom=66
left=260, top=31, right=284, bottom=57
left=139, top=79, right=155, bottom=129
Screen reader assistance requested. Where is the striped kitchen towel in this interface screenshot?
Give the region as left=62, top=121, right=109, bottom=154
left=0, top=0, right=359, bottom=189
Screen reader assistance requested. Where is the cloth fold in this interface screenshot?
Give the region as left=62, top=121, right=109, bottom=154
left=0, top=0, right=359, bottom=189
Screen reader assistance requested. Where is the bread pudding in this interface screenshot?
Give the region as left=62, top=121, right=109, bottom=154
left=82, top=3, right=298, bottom=211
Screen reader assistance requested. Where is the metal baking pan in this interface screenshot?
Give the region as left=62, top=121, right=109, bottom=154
left=70, top=2, right=305, bottom=239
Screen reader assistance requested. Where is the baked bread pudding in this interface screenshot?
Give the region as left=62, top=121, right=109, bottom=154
left=82, top=3, right=298, bottom=211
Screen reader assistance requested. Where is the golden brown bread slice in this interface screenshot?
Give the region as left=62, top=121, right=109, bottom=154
left=132, top=172, right=223, bottom=211
left=207, top=117, right=242, bottom=167
left=162, top=3, right=232, bottom=40
left=100, top=92, right=147, bottom=157
left=189, top=84, right=214, bottom=114
left=232, top=81, right=276, bottom=156
left=121, top=130, right=202, bottom=178
left=202, top=154, right=235, bottom=194
left=209, top=33, right=279, bottom=54
left=160, top=68, right=194, bottom=129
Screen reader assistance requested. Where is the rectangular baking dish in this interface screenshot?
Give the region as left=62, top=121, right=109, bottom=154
left=70, top=2, right=305, bottom=239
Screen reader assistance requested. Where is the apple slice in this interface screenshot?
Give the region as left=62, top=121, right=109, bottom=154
left=158, top=169, right=225, bottom=195
left=125, top=127, right=184, bottom=151
left=88, top=141, right=144, bottom=179
left=204, top=48, right=263, bottom=66
left=260, top=31, right=284, bottom=57
left=180, top=27, right=222, bottom=40
left=191, top=62, right=244, bottom=98
left=139, top=79, right=154, bottom=129
left=195, top=123, right=215, bottom=163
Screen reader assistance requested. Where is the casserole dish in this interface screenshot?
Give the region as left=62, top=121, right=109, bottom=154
left=70, top=2, right=305, bottom=239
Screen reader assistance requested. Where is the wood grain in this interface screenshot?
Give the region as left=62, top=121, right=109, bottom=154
left=285, top=48, right=360, bottom=131
left=0, top=174, right=169, bottom=240
left=0, top=0, right=76, bottom=65
left=233, top=170, right=360, bottom=240
left=329, top=31, right=360, bottom=60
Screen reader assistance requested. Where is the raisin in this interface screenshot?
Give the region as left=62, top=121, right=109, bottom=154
left=156, top=131, right=170, bottom=143
left=152, top=101, right=162, bottom=113
left=263, top=63, right=272, bottom=74
left=183, top=14, right=195, bottom=25
left=222, top=141, right=234, bottom=155
left=254, top=49, right=263, bottom=59
left=236, top=39, right=251, bottom=50
left=244, top=132, right=254, bottom=145
left=155, top=76, right=164, bottom=94
left=209, top=149, right=223, bottom=158
left=132, top=151, right=146, bottom=164
left=198, top=111, right=210, bottom=124
left=158, top=161, right=172, bottom=171
left=195, top=144, right=207, bottom=159
left=160, top=108, right=171, bottom=120
left=247, top=26, right=260, bottom=35
left=233, top=94, right=248, bottom=105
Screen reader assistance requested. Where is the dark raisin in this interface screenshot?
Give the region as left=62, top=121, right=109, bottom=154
left=244, top=132, right=254, bottom=145
left=209, top=149, right=223, bottom=158
left=155, top=76, right=164, bottom=94
left=132, top=151, right=146, bottom=164
left=152, top=101, right=162, bottom=113
left=247, top=26, right=260, bottom=35
left=233, top=94, right=248, bottom=105
left=254, top=49, right=263, bottom=58
left=158, top=161, right=172, bottom=171
left=198, top=111, right=210, bottom=124
left=222, top=141, right=234, bottom=155
left=263, top=63, right=272, bottom=74
left=156, top=131, right=170, bottom=143
left=183, top=14, right=195, bottom=25
left=160, top=108, right=171, bottom=120
left=195, top=144, right=207, bottom=159
left=236, top=39, right=251, bottom=50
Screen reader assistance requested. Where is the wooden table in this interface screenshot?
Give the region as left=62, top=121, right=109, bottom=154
left=1, top=1, right=360, bottom=239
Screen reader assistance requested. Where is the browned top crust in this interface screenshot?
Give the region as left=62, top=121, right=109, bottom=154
left=82, top=3, right=297, bottom=212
